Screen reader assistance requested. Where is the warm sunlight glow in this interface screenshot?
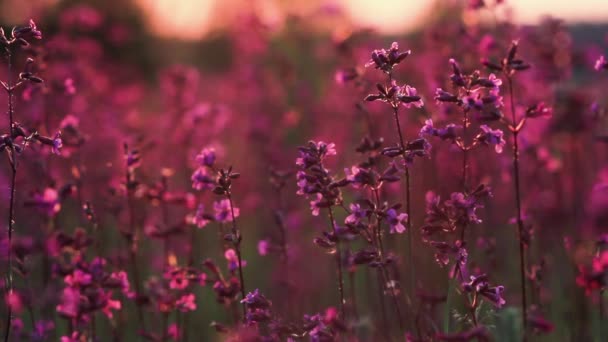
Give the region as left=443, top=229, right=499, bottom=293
left=137, top=0, right=608, bottom=40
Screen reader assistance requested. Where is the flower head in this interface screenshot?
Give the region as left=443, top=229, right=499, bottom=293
left=386, top=209, right=408, bottom=234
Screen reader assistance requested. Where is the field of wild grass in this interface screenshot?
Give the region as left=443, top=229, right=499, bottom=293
left=1, top=1, right=608, bottom=341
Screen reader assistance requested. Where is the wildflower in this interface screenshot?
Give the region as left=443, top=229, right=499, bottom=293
left=176, top=293, right=197, bottom=312
left=165, top=267, right=189, bottom=290
left=12, top=19, right=42, bottom=41
left=595, top=55, right=608, bottom=71
left=365, top=42, right=411, bottom=73
left=52, top=132, right=62, bottom=155
left=64, top=269, right=92, bottom=287
left=386, top=209, right=408, bottom=234
left=257, top=239, right=269, bottom=256
left=475, top=125, right=506, bottom=153
left=296, top=141, right=336, bottom=168
left=241, top=289, right=271, bottom=309
left=191, top=167, right=215, bottom=191
left=345, top=203, right=367, bottom=225
left=192, top=204, right=211, bottom=228
left=225, top=249, right=246, bottom=272
left=398, top=85, right=423, bottom=108
left=101, top=293, right=122, bottom=319
left=476, top=74, right=502, bottom=89
left=309, top=193, right=324, bottom=216
left=195, top=147, right=216, bottom=167
left=56, top=287, right=80, bottom=318
left=213, top=199, right=239, bottom=222
left=434, top=88, right=459, bottom=103
left=462, top=274, right=506, bottom=308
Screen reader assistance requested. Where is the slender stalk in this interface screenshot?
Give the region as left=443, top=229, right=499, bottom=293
left=372, top=189, right=404, bottom=332
left=443, top=277, right=453, bottom=333
left=275, top=188, right=290, bottom=315
left=600, top=289, right=604, bottom=342
left=327, top=206, right=346, bottom=319
left=4, top=46, right=15, bottom=342
left=226, top=193, right=246, bottom=320
left=126, top=185, right=146, bottom=334
left=507, top=76, right=528, bottom=332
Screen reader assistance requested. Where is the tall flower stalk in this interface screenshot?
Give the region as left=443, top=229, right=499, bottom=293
left=483, top=40, right=552, bottom=335
left=1, top=20, right=55, bottom=342
left=422, top=57, right=507, bottom=332
left=364, top=43, right=427, bottom=326
left=296, top=141, right=347, bottom=319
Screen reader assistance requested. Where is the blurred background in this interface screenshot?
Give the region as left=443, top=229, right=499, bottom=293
left=1, top=0, right=608, bottom=341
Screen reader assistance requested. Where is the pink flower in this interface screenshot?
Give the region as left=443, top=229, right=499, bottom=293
left=176, top=293, right=197, bottom=312
left=257, top=239, right=270, bottom=256
left=192, top=204, right=210, bottom=228
left=195, top=147, right=216, bottom=167
left=6, top=291, right=23, bottom=315
left=386, top=209, right=408, bottom=234
left=345, top=203, right=367, bottom=225
left=64, top=269, right=92, bottom=287
left=168, top=323, right=180, bottom=340
left=213, top=199, right=239, bottom=222
left=225, top=248, right=246, bottom=271
left=102, top=296, right=122, bottom=319
left=56, top=287, right=80, bottom=318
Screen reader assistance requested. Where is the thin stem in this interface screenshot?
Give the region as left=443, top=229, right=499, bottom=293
left=372, top=189, right=404, bottom=332
left=462, top=109, right=469, bottom=191
left=391, top=102, right=415, bottom=330
left=327, top=206, right=346, bottom=319
left=443, top=277, right=453, bottom=333
left=507, top=75, right=528, bottom=333
left=126, top=185, right=146, bottom=334
left=4, top=46, right=15, bottom=342
left=600, top=289, right=604, bottom=342
left=226, top=193, right=247, bottom=320
left=275, top=188, right=290, bottom=315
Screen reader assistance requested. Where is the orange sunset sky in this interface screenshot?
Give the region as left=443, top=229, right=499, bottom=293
left=136, top=0, right=608, bottom=40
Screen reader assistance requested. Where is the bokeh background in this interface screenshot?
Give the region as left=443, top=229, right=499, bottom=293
left=1, top=0, right=608, bottom=341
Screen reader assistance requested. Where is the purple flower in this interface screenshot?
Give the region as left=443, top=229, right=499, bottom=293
left=52, top=132, right=62, bottom=155
left=296, top=141, right=336, bottom=168
left=345, top=203, right=367, bottom=225
left=476, top=73, right=502, bottom=89
left=192, top=204, right=210, bottom=228
left=176, top=293, right=197, bottom=312
left=434, top=88, right=459, bottom=103
left=398, top=85, right=423, bottom=108
left=476, top=125, right=506, bottom=153
left=241, top=289, right=271, bottom=309
left=224, top=248, right=246, bottom=271
left=191, top=167, right=215, bottom=191
left=195, top=147, right=216, bottom=167
left=213, top=199, right=239, bottom=222
left=419, top=119, right=435, bottom=137
left=365, top=42, right=411, bottom=73
left=296, top=171, right=309, bottom=195
left=310, top=193, right=323, bottom=216
left=386, top=209, right=408, bottom=234
left=462, top=274, right=506, bottom=308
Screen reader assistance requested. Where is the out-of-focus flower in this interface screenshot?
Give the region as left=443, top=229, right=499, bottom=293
left=195, top=147, right=216, bottom=167
left=595, top=55, right=608, bottom=71
left=386, top=209, right=408, bottom=234
left=345, top=203, right=367, bottom=225
left=176, top=293, right=197, bottom=312
left=475, top=125, right=506, bottom=153
left=213, top=199, right=239, bottom=222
